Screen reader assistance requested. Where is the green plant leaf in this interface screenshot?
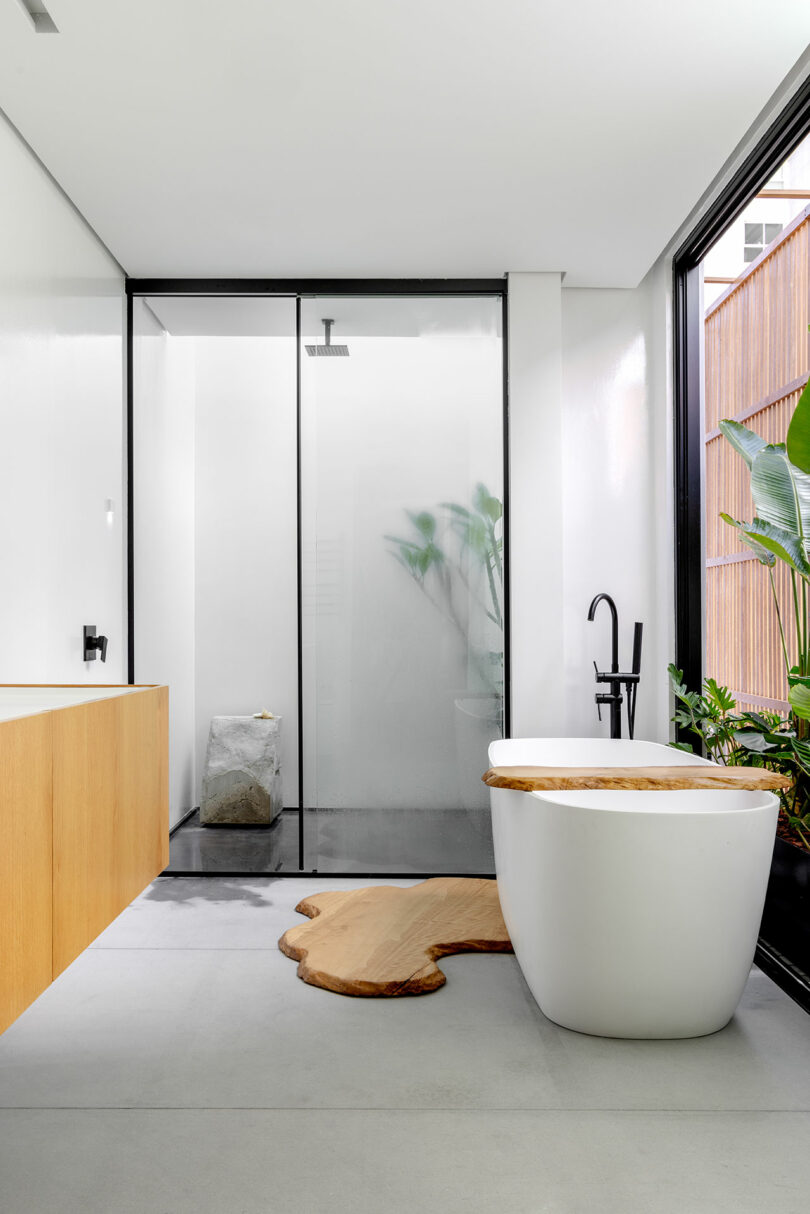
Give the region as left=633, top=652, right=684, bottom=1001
left=466, top=517, right=489, bottom=555
left=786, top=741, right=810, bottom=777
left=725, top=517, right=810, bottom=578
left=786, top=376, right=810, bottom=474
left=397, top=549, right=422, bottom=576
left=789, top=681, right=810, bottom=721
left=719, top=420, right=769, bottom=469
left=667, top=664, right=697, bottom=705
left=719, top=514, right=777, bottom=566
left=704, top=678, right=736, bottom=713
left=758, top=731, right=793, bottom=746
left=473, top=482, right=503, bottom=524
left=750, top=445, right=810, bottom=552
left=384, top=535, right=426, bottom=553
left=792, top=738, right=810, bottom=762
left=742, top=710, right=784, bottom=730
left=406, top=511, right=437, bottom=541
left=733, top=730, right=776, bottom=752
left=667, top=663, right=685, bottom=687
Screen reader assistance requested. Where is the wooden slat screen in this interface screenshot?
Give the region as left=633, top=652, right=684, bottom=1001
left=704, top=207, right=810, bottom=711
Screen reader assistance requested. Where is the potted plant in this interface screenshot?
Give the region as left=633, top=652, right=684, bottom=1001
left=678, top=379, right=810, bottom=1006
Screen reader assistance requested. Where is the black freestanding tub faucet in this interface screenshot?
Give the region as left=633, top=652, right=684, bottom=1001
left=587, top=594, right=643, bottom=739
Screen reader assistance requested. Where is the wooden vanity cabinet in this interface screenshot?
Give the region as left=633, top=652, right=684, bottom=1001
left=0, top=685, right=168, bottom=1033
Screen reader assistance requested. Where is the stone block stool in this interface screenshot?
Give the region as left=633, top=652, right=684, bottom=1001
left=200, top=715, right=283, bottom=825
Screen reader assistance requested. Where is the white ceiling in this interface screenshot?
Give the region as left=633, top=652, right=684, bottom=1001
left=2, top=1, right=809, bottom=287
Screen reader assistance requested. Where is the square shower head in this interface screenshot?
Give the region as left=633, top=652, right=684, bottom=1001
left=305, top=318, right=350, bottom=356
left=305, top=342, right=350, bottom=356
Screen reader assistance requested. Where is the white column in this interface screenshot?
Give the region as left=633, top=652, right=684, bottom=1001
left=507, top=272, right=564, bottom=737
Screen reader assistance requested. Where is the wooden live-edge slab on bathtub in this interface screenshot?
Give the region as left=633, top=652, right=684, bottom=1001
left=0, top=685, right=168, bottom=1033
left=482, top=765, right=792, bottom=792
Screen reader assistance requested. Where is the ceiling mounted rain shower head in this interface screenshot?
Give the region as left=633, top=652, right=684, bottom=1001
left=305, top=318, right=350, bottom=357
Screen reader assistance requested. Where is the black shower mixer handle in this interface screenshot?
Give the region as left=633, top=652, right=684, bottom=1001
left=83, top=625, right=108, bottom=663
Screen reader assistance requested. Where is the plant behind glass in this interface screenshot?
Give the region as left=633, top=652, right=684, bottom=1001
left=668, top=664, right=810, bottom=848
left=719, top=376, right=810, bottom=727
left=682, top=372, right=810, bottom=849
left=385, top=482, right=503, bottom=698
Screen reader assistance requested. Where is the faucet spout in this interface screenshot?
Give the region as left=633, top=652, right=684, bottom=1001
left=587, top=593, right=619, bottom=673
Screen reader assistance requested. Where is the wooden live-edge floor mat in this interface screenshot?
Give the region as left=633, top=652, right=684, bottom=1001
left=278, top=877, right=512, bottom=996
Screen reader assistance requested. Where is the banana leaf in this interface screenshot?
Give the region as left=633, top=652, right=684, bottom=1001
left=750, top=445, right=810, bottom=551
left=786, top=376, right=810, bottom=474
left=720, top=515, right=810, bottom=578
left=789, top=681, right=810, bottom=721
left=719, top=420, right=769, bottom=468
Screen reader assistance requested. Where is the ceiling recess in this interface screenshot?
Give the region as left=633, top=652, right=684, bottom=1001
left=15, top=0, right=58, bottom=34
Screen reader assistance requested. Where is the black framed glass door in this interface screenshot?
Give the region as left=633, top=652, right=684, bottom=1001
left=300, top=293, right=506, bottom=872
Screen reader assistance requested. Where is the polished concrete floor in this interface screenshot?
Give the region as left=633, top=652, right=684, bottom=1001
left=1, top=876, right=809, bottom=1212
left=166, top=806, right=496, bottom=874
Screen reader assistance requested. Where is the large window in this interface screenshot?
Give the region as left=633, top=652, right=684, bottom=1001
left=673, top=77, right=810, bottom=703
left=701, top=133, right=810, bottom=712
left=673, top=78, right=810, bottom=1013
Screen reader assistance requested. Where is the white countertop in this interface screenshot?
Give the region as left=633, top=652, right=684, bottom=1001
left=0, top=685, right=146, bottom=724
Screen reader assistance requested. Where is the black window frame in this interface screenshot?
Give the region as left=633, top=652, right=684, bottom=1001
left=673, top=75, right=810, bottom=700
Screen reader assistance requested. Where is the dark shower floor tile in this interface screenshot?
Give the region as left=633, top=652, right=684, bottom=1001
left=164, top=810, right=300, bottom=874
left=165, top=807, right=494, bottom=876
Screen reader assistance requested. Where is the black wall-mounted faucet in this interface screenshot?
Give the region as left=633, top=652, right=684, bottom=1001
left=83, top=625, right=108, bottom=663
left=587, top=594, right=643, bottom=739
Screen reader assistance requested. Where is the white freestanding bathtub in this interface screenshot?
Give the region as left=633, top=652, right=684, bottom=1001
left=488, top=737, right=779, bottom=1039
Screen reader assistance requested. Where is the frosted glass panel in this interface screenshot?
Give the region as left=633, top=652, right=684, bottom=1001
left=134, top=296, right=299, bottom=836
left=301, top=295, right=504, bottom=871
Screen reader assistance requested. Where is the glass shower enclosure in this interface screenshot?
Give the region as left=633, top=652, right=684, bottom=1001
left=132, top=286, right=506, bottom=875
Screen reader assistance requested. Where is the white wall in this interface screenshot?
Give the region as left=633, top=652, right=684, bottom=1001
left=507, top=274, right=564, bottom=737
left=560, top=267, right=673, bottom=743
left=0, top=113, right=126, bottom=683
left=132, top=300, right=197, bottom=826
left=507, top=268, right=674, bottom=746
